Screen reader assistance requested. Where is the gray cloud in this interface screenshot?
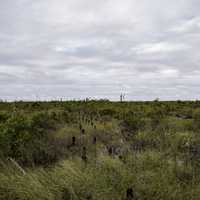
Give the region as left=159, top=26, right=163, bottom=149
left=0, top=0, right=200, bottom=101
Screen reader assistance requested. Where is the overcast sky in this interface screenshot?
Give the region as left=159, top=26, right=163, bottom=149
left=0, top=0, right=200, bottom=101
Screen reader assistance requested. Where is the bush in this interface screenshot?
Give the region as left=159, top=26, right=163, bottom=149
left=193, top=109, right=200, bottom=130
left=123, top=115, right=145, bottom=133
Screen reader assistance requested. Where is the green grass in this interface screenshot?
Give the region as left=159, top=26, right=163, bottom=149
left=1, top=100, right=200, bottom=199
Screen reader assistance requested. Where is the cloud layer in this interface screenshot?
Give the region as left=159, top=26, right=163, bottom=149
left=0, top=0, right=200, bottom=101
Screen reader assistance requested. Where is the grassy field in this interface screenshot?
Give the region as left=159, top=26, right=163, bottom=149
left=1, top=100, right=200, bottom=199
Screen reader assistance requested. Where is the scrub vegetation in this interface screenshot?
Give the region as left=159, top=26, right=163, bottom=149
left=1, top=100, right=200, bottom=199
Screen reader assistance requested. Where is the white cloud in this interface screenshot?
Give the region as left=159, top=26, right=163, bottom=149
left=0, top=0, right=200, bottom=100
left=159, top=68, right=179, bottom=78
left=133, top=42, right=189, bottom=55
left=170, top=17, right=200, bottom=33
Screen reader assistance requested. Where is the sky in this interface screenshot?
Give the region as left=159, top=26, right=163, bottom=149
left=0, top=0, right=200, bottom=101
